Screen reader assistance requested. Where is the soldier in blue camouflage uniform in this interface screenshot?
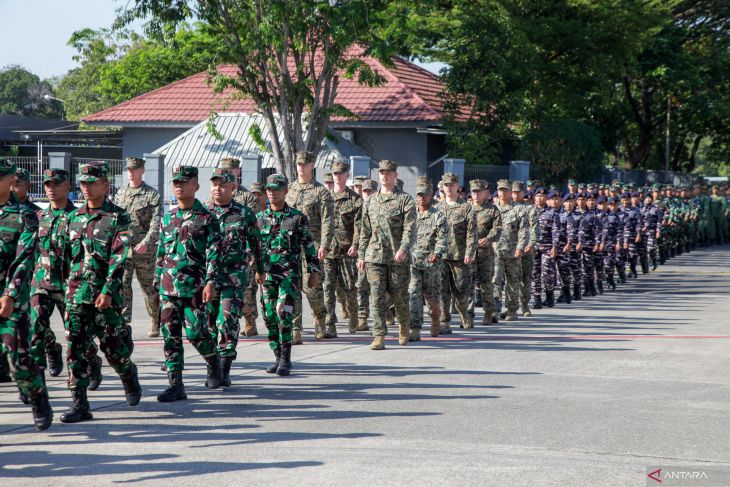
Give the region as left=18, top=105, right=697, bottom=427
left=258, top=174, right=320, bottom=375
left=61, top=161, right=141, bottom=423
left=576, top=192, right=599, bottom=297
left=601, top=197, right=623, bottom=290
left=532, top=188, right=559, bottom=308
left=206, top=168, right=262, bottom=387
left=556, top=193, right=577, bottom=304
left=641, top=191, right=662, bottom=271
left=155, top=166, right=223, bottom=402
left=621, top=192, right=644, bottom=278
left=0, top=159, right=53, bottom=430
left=593, top=196, right=609, bottom=294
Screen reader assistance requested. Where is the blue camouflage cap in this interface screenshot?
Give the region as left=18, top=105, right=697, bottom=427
left=548, top=190, right=561, bottom=199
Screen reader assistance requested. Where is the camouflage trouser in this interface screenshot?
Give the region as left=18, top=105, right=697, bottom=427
left=0, top=302, right=45, bottom=396
left=603, top=248, right=618, bottom=279
left=64, top=304, right=134, bottom=390
left=581, top=248, right=595, bottom=285
left=121, top=251, right=159, bottom=326
left=520, top=251, right=535, bottom=306
left=261, top=274, right=298, bottom=349
left=569, top=248, right=583, bottom=286
left=30, top=289, right=64, bottom=369
left=243, top=266, right=259, bottom=321
left=366, top=263, right=411, bottom=336
left=470, top=250, right=496, bottom=320
left=160, top=294, right=218, bottom=372
left=626, top=240, right=640, bottom=269
left=207, top=286, right=243, bottom=359
left=323, top=256, right=358, bottom=327
left=557, top=247, right=572, bottom=288
left=593, top=251, right=605, bottom=282
left=494, top=254, right=521, bottom=314
left=440, top=259, right=472, bottom=326
left=293, top=258, right=326, bottom=330
left=356, top=269, right=370, bottom=319
left=409, top=266, right=442, bottom=329
left=532, top=245, right=556, bottom=295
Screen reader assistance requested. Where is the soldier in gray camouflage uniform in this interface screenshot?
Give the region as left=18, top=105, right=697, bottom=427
left=114, top=157, right=162, bottom=337
left=409, top=176, right=448, bottom=340
left=285, top=151, right=334, bottom=343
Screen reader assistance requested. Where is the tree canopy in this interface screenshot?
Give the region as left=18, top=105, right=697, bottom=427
left=0, top=65, right=63, bottom=118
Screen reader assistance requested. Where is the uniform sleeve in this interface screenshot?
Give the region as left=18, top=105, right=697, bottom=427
left=245, top=209, right=264, bottom=275
left=358, top=200, right=372, bottom=261
left=101, top=211, right=130, bottom=297
left=3, top=210, right=38, bottom=300
left=300, top=215, right=321, bottom=274
left=142, top=191, right=162, bottom=247
left=528, top=207, right=539, bottom=246
left=465, top=205, right=477, bottom=260
left=566, top=216, right=575, bottom=244
left=636, top=211, right=643, bottom=235
left=434, top=211, right=449, bottom=257
left=320, top=188, right=335, bottom=251
left=351, top=196, right=363, bottom=251
left=551, top=212, right=560, bottom=248
left=486, top=207, right=502, bottom=243
left=517, top=209, right=529, bottom=251
left=600, top=216, right=609, bottom=245
left=153, top=216, right=165, bottom=291
left=578, top=216, right=588, bottom=245
left=205, top=215, right=222, bottom=286
left=398, top=196, right=417, bottom=255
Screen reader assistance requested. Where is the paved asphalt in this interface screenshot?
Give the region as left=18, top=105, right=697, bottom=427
left=1, top=245, right=729, bottom=486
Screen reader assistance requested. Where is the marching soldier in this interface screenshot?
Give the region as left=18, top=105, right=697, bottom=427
left=532, top=188, right=559, bottom=309
left=114, top=157, right=162, bottom=337
left=513, top=181, right=538, bottom=315
left=355, top=179, right=377, bottom=332
left=469, top=180, right=501, bottom=325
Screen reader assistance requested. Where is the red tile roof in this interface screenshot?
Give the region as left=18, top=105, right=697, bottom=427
left=83, top=54, right=458, bottom=125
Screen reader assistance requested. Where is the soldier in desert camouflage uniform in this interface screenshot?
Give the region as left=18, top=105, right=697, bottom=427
left=512, top=181, right=538, bottom=316
left=241, top=181, right=267, bottom=337
left=355, top=179, right=377, bottom=332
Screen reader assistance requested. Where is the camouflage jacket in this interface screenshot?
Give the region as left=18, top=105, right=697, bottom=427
left=558, top=210, right=576, bottom=246
left=536, top=206, right=560, bottom=248
left=19, top=196, right=42, bottom=213
left=285, top=180, right=334, bottom=249
left=435, top=199, right=477, bottom=261
left=640, top=204, right=662, bottom=233
left=517, top=203, right=539, bottom=247
left=577, top=210, right=600, bottom=247
left=65, top=199, right=130, bottom=306
left=114, top=182, right=162, bottom=248
left=155, top=199, right=221, bottom=298
left=494, top=202, right=528, bottom=257
left=358, top=189, right=416, bottom=266
left=0, top=193, right=38, bottom=301
left=601, top=211, right=622, bottom=246
left=412, top=206, right=449, bottom=271
left=233, top=186, right=261, bottom=214
left=31, top=200, right=76, bottom=293
left=621, top=206, right=643, bottom=242
left=329, top=188, right=363, bottom=259
left=472, top=201, right=502, bottom=258
left=257, top=204, right=320, bottom=278
left=208, top=200, right=263, bottom=288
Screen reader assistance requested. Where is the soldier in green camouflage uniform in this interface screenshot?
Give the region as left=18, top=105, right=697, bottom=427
left=241, top=181, right=267, bottom=337
left=206, top=168, right=262, bottom=386
left=409, top=176, right=448, bottom=340
left=285, top=151, right=334, bottom=343
left=30, top=169, right=75, bottom=379
left=155, top=166, right=223, bottom=402
left=468, top=180, right=502, bottom=325
left=114, top=157, right=162, bottom=337
left=0, top=159, right=53, bottom=430
left=323, top=161, right=362, bottom=335
left=13, top=167, right=42, bottom=213
left=258, top=174, right=320, bottom=376
left=61, top=161, right=141, bottom=423
left=358, top=160, right=416, bottom=350
left=436, top=173, right=477, bottom=333
left=512, top=181, right=538, bottom=316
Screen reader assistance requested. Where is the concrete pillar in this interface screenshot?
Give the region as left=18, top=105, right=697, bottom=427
left=240, top=154, right=262, bottom=188
left=509, top=160, right=531, bottom=182
left=48, top=152, right=71, bottom=172
left=443, top=158, right=466, bottom=186
left=350, top=156, right=371, bottom=182
left=144, top=153, right=165, bottom=200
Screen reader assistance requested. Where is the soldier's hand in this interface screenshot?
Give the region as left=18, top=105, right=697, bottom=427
left=428, top=253, right=438, bottom=264
left=576, top=242, right=583, bottom=251
left=635, top=235, right=641, bottom=243
left=95, top=293, right=112, bottom=310
left=514, top=249, right=522, bottom=258
left=317, top=246, right=328, bottom=260
left=357, top=259, right=366, bottom=271
left=563, top=244, right=569, bottom=253
left=347, top=245, right=358, bottom=258
left=308, top=272, right=320, bottom=288
left=615, top=243, right=621, bottom=252
left=600, top=244, right=605, bottom=253
left=202, top=283, right=216, bottom=303
left=134, top=242, right=148, bottom=254
left=550, top=247, right=558, bottom=258
left=478, top=237, right=490, bottom=248
left=0, top=296, right=15, bottom=319
left=394, top=249, right=408, bottom=264
left=623, top=242, right=629, bottom=250
left=255, top=272, right=264, bottom=285
left=524, top=245, right=533, bottom=254
left=593, top=244, right=599, bottom=252
left=464, top=256, right=473, bottom=265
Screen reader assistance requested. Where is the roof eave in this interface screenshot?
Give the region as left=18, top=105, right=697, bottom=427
left=83, top=121, right=199, bottom=129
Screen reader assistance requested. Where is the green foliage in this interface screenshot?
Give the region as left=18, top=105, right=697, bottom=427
left=0, top=65, right=63, bottom=118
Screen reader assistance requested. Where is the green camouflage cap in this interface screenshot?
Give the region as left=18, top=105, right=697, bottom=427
left=332, top=160, right=350, bottom=173
left=379, top=159, right=397, bottom=172
left=265, top=173, right=288, bottom=190
left=362, top=179, right=377, bottom=191
left=210, top=168, right=235, bottom=183
left=512, top=180, right=525, bottom=192
left=43, top=168, right=69, bottom=184
left=497, top=179, right=512, bottom=190
left=323, top=172, right=334, bottom=183
left=470, top=179, right=488, bottom=191
left=79, top=161, right=109, bottom=182
left=15, top=167, right=31, bottom=182
left=172, top=165, right=198, bottom=182
left=416, top=176, right=433, bottom=195
left=126, top=157, right=145, bottom=169
left=441, top=173, right=459, bottom=184
left=568, top=178, right=577, bottom=185
left=0, top=159, right=17, bottom=177
left=219, top=157, right=240, bottom=169
left=652, top=183, right=662, bottom=190
left=295, top=151, right=315, bottom=165
left=526, top=179, right=534, bottom=186
left=250, top=182, right=263, bottom=193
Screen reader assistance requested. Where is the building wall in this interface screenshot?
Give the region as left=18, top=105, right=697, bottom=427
left=122, top=127, right=189, bottom=158
left=351, top=128, right=428, bottom=165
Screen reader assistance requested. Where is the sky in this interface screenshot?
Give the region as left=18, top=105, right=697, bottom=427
left=0, top=0, right=442, bottom=80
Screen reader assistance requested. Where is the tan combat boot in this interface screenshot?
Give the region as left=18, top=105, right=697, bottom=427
left=439, top=323, right=453, bottom=335
left=348, top=316, right=358, bottom=334
left=243, top=316, right=258, bottom=336
left=147, top=319, right=160, bottom=338
left=409, top=328, right=421, bottom=342
left=293, top=328, right=303, bottom=345
left=370, top=336, right=385, bottom=350
left=325, top=323, right=338, bottom=339
left=522, top=306, right=532, bottom=317
left=430, top=311, right=441, bottom=337
left=314, top=317, right=326, bottom=340
left=356, top=317, right=369, bottom=332
left=398, top=323, right=409, bottom=346
left=503, top=313, right=517, bottom=322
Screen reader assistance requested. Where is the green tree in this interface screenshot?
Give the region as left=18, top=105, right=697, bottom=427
left=0, top=65, right=64, bottom=118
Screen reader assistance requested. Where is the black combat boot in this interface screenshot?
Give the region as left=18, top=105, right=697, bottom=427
left=47, top=342, right=63, bottom=377
left=556, top=288, right=566, bottom=303
left=276, top=343, right=292, bottom=376
left=630, top=264, right=638, bottom=279
left=30, top=388, right=53, bottom=431
left=563, top=285, right=572, bottom=304
left=221, top=356, right=233, bottom=387
left=545, top=290, right=555, bottom=308
left=573, top=283, right=582, bottom=301
left=589, top=282, right=597, bottom=297
left=0, top=352, right=12, bottom=383
left=60, top=388, right=93, bottom=423
left=651, top=258, right=658, bottom=271
left=120, top=363, right=142, bottom=406
left=641, top=262, right=649, bottom=274
left=618, top=268, right=627, bottom=284
left=157, top=371, right=187, bottom=402
left=607, top=275, right=616, bottom=291
left=19, top=389, right=30, bottom=404
left=532, top=294, right=543, bottom=309
left=205, top=354, right=223, bottom=389
left=597, top=281, right=604, bottom=295
left=87, top=355, right=103, bottom=391
left=266, top=347, right=282, bottom=374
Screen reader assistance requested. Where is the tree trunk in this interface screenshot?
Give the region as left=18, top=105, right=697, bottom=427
left=687, top=134, right=703, bottom=173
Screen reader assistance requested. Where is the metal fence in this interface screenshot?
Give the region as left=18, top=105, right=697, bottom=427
left=599, top=168, right=700, bottom=187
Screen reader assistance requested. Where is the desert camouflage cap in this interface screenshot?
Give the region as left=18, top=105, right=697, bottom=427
left=353, top=176, right=366, bottom=185
left=469, top=179, right=487, bottom=191
left=172, top=165, right=198, bottom=182
left=15, top=167, right=30, bottom=182
left=295, top=151, right=315, bottom=165
left=265, top=173, right=288, bottom=190
left=362, top=179, right=377, bottom=191
left=379, top=160, right=397, bottom=172
left=332, top=160, right=350, bottom=173
left=416, top=176, right=433, bottom=195
left=441, top=173, right=459, bottom=184
left=126, top=157, right=145, bottom=169
left=250, top=182, right=263, bottom=193
left=497, top=179, right=512, bottom=190
left=219, top=157, right=241, bottom=169
left=512, top=180, right=525, bottom=192
left=210, top=168, right=235, bottom=183
left=79, top=161, right=109, bottom=183
left=44, top=168, right=69, bottom=184
left=0, top=159, right=16, bottom=177
left=323, top=172, right=334, bottom=183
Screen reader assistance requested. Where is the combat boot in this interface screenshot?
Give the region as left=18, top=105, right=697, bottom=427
left=597, top=281, right=604, bottom=295
left=147, top=318, right=160, bottom=338
left=532, top=295, right=543, bottom=310
left=30, top=388, right=53, bottom=431
left=356, top=317, right=369, bottom=332
left=47, top=342, right=63, bottom=377
left=220, top=357, right=233, bottom=387
left=87, top=355, right=103, bottom=391
left=205, top=354, right=223, bottom=389
left=243, top=316, right=259, bottom=336
left=630, top=264, right=638, bottom=279
left=157, top=371, right=187, bottom=402
left=618, top=268, right=627, bottom=284
left=546, top=290, right=555, bottom=308
left=0, top=353, right=11, bottom=382
left=292, top=328, right=303, bottom=345
left=589, top=283, right=597, bottom=297
left=641, top=262, right=649, bottom=274
left=573, top=283, right=582, bottom=301
left=314, top=318, right=326, bottom=340
left=409, top=328, right=421, bottom=342
left=522, top=306, right=532, bottom=317
left=503, top=313, right=517, bottom=322
left=556, top=289, right=566, bottom=304
left=430, top=311, right=441, bottom=336
left=607, top=275, right=616, bottom=291
left=120, top=363, right=142, bottom=406
left=348, top=316, right=358, bottom=334
left=324, top=322, right=338, bottom=339
left=276, top=343, right=292, bottom=376
left=651, top=258, right=658, bottom=271
left=370, top=336, right=385, bottom=350
left=266, top=347, right=281, bottom=373
left=584, top=282, right=591, bottom=296
left=439, top=323, right=453, bottom=335
left=563, top=285, right=572, bottom=304
left=398, top=323, right=409, bottom=346
left=60, top=388, right=93, bottom=423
